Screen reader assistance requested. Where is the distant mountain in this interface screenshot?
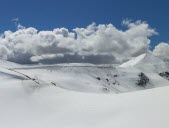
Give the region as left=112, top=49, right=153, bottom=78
left=0, top=53, right=169, bottom=94
left=119, top=53, right=163, bottom=68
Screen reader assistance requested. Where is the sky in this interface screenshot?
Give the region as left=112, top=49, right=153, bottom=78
left=0, top=0, right=169, bottom=64
left=1, top=0, right=169, bottom=47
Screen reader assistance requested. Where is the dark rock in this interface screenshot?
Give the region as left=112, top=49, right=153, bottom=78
left=136, top=72, right=149, bottom=87
left=96, top=77, right=101, bottom=80
left=159, top=72, right=169, bottom=80
left=51, top=82, right=56, bottom=86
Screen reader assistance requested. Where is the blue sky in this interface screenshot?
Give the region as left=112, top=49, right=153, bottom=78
left=0, top=0, right=168, bottom=49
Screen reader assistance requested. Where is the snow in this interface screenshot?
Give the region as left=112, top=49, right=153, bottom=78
left=0, top=76, right=169, bottom=128
left=0, top=53, right=169, bottom=94
left=119, top=53, right=147, bottom=67
left=119, top=53, right=165, bottom=68
left=0, top=53, right=169, bottom=128
left=0, top=59, right=21, bottom=68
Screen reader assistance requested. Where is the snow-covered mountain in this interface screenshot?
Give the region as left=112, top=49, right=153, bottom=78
left=0, top=52, right=169, bottom=94
left=119, top=53, right=163, bottom=67
left=1, top=53, right=169, bottom=128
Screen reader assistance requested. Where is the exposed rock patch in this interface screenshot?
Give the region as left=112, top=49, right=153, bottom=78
left=136, top=72, right=149, bottom=87
left=159, top=72, right=169, bottom=80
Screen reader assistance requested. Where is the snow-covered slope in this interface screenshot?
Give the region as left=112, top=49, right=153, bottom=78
left=0, top=54, right=169, bottom=128
left=11, top=64, right=162, bottom=93
left=119, top=53, right=163, bottom=68
left=118, top=53, right=169, bottom=88
left=119, top=53, right=147, bottom=67
left=0, top=53, right=169, bottom=94
left=0, top=59, right=21, bottom=68
left=12, top=52, right=168, bottom=93
left=1, top=77, right=169, bottom=128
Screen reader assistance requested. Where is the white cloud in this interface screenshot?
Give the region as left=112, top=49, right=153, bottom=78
left=30, top=54, right=64, bottom=62
left=153, top=42, right=169, bottom=60
left=74, top=20, right=157, bottom=62
left=0, top=20, right=157, bottom=64
left=0, top=45, right=9, bottom=60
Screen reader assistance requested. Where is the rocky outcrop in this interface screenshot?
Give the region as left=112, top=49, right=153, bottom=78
left=136, top=72, right=149, bottom=87
left=159, top=72, right=169, bottom=80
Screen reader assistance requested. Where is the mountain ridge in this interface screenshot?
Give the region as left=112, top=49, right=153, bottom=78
left=0, top=53, right=169, bottom=94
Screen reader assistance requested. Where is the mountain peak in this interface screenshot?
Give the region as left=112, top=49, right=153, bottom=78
left=119, top=52, right=163, bottom=68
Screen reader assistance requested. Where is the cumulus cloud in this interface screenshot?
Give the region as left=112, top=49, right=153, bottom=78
left=0, top=20, right=157, bottom=64
left=153, top=42, right=169, bottom=60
